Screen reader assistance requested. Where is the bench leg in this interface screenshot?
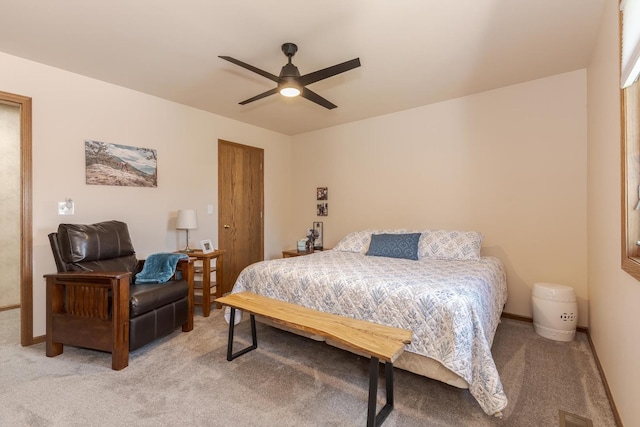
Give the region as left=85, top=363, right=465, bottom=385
left=367, top=358, right=394, bottom=427
left=226, top=308, right=258, bottom=361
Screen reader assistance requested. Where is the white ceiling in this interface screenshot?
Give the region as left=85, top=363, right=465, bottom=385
left=0, top=0, right=606, bottom=135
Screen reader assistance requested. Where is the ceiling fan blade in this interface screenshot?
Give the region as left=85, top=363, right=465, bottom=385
left=219, top=56, right=279, bottom=83
left=298, top=58, right=361, bottom=86
left=301, top=87, right=337, bottom=109
left=239, top=88, right=279, bottom=105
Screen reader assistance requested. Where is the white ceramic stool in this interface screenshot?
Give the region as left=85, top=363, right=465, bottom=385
left=532, top=283, right=577, bottom=342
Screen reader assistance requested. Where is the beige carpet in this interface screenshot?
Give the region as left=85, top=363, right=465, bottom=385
left=0, top=308, right=616, bottom=426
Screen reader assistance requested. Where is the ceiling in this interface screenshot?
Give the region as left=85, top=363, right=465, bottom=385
left=0, top=0, right=606, bottom=136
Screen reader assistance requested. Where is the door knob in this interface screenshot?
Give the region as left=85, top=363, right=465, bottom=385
left=223, top=224, right=230, bottom=229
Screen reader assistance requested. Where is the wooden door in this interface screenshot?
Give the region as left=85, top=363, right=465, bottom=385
left=218, top=140, right=264, bottom=294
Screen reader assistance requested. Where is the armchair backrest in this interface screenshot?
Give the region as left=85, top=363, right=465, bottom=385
left=49, top=220, right=138, bottom=273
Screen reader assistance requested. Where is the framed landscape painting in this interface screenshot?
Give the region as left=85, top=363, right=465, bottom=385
left=85, top=140, right=157, bottom=187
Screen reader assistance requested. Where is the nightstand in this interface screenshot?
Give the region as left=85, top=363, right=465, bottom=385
left=178, top=249, right=225, bottom=317
left=282, top=248, right=328, bottom=258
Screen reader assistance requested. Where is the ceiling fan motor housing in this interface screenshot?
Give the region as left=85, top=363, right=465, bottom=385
left=280, top=63, right=300, bottom=78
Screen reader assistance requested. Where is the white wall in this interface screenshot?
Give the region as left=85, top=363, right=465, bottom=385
left=587, top=1, right=640, bottom=425
left=0, top=52, right=292, bottom=336
left=290, top=71, right=588, bottom=324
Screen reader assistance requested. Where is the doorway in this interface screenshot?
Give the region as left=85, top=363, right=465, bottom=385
left=0, top=103, right=20, bottom=309
left=218, top=140, right=264, bottom=294
left=0, top=91, right=33, bottom=346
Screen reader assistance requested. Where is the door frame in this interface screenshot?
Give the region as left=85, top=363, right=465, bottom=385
left=0, top=91, right=33, bottom=346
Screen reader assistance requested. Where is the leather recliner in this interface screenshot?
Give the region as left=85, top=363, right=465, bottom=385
left=45, top=220, right=194, bottom=370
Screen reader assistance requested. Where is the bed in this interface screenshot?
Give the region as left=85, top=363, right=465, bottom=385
left=229, top=229, right=509, bottom=416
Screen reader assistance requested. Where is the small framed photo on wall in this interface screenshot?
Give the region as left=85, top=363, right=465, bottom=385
left=317, top=187, right=328, bottom=200
left=313, top=222, right=323, bottom=249
left=317, top=203, right=328, bottom=216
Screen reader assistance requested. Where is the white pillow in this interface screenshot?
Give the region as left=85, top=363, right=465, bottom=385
left=418, top=230, right=484, bottom=261
left=333, top=229, right=407, bottom=253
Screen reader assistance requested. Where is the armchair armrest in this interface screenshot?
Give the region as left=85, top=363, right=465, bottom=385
left=176, top=257, right=195, bottom=331
left=44, top=271, right=132, bottom=370
left=44, top=271, right=131, bottom=281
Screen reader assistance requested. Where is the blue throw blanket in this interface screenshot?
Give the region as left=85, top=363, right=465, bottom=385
left=134, top=253, right=188, bottom=284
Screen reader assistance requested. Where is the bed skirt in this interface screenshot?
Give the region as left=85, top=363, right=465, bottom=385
left=255, top=316, right=469, bottom=389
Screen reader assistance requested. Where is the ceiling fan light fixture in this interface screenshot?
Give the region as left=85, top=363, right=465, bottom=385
left=279, top=76, right=302, bottom=97
left=280, top=86, right=301, bottom=97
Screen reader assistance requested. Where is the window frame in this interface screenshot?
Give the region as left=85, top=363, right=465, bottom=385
left=621, top=79, right=640, bottom=280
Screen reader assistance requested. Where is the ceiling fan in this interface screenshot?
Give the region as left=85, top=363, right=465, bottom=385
left=219, top=43, right=361, bottom=109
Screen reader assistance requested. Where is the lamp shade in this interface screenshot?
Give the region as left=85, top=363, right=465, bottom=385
left=176, top=210, right=198, bottom=230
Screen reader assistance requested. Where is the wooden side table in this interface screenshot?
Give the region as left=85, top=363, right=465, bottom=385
left=282, top=248, right=327, bottom=258
left=179, top=249, right=225, bottom=317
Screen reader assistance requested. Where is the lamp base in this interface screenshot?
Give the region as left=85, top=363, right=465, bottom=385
left=181, top=229, right=195, bottom=253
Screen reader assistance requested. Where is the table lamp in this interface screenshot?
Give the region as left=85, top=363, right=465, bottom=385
left=176, top=209, right=198, bottom=252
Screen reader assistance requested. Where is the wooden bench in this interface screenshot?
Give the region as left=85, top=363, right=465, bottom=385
left=216, top=291, right=412, bottom=427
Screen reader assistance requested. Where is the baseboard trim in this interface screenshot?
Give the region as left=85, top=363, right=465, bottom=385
left=0, top=304, right=20, bottom=312
left=500, top=312, right=588, bottom=333
left=500, top=312, right=622, bottom=427
left=584, top=331, right=623, bottom=427
left=500, top=312, right=532, bottom=324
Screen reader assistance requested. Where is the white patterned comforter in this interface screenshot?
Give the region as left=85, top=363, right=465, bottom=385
left=231, top=250, right=508, bottom=415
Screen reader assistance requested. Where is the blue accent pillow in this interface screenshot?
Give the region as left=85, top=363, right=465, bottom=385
left=365, top=233, right=421, bottom=260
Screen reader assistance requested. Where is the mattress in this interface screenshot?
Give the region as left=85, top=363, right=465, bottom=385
left=231, top=250, right=508, bottom=415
